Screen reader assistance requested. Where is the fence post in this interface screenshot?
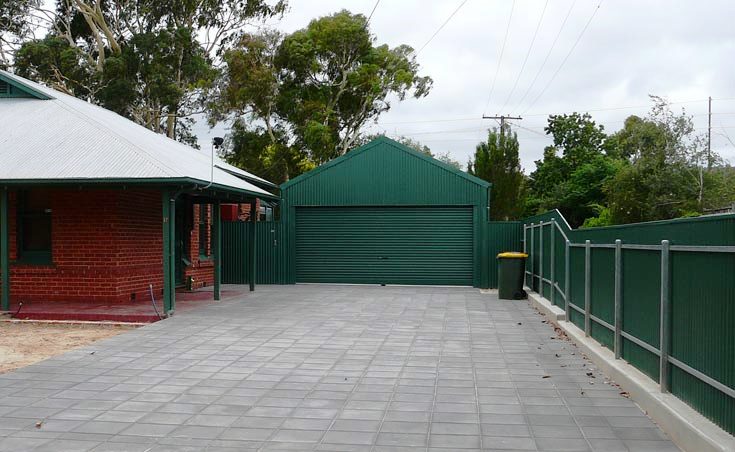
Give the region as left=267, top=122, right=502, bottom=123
left=523, top=225, right=527, bottom=287
left=614, top=239, right=622, bottom=359
left=550, top=219, right=556, bottom=306
left=660, top=240, right=671, bottom=393
left=584, top=240, right=591, bottom=337
left=565, top=240, right=570, bottom=320
left=530, top=223, right=535, bottom=290
left=539, top=223, right=544, bottom=295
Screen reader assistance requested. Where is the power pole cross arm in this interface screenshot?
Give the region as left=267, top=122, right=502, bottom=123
left=482, top=114, right=522, bottom=138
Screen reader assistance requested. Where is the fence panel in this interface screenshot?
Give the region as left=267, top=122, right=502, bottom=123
left=523, top=210, right=735, bottom=435
left=670, top=250, right=735, bottom=433
left=221, top=221, right=287, bottom=285
left=541, top=224, right=552, bottom=299
left=568, top=246, right=586, bottom=330
left=590, top=247, right=615, bottom=349
left=487, top=221, right=523, bottom=289
left=552, top=223, right=566, bottom=308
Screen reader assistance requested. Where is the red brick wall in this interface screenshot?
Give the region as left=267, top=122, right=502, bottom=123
left=115, top=191, right=164, bottom=301
left=2, top=189, right=164, bottom=304
left=184, top=204, right=214, bottom=289
left=0, top=189, right=223, bottom=303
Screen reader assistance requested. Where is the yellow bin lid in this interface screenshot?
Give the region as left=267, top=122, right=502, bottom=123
left=497, top=252, right=528, bottom=259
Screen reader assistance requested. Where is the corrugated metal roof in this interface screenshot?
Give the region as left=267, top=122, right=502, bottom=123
left=0, top=70, right=275, bottom=199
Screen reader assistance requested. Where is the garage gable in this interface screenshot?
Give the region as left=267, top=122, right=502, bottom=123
left=281, top=136, right=490, bottom=207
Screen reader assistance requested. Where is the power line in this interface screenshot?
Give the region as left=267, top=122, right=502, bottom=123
left=498, top=0, right=549, bottom=114
left=377, top=98, right=735, bottom=126
left=367, top=0, right=380, bottom=24
left=416, top=0, right=470, bottom=54
left=509, top=0, right=577, bottom=115
left=520, top=0, right=604, bottom=115
left=483, top=0, right=516, bottom=114
left=507, top=120, right=547, bottom=137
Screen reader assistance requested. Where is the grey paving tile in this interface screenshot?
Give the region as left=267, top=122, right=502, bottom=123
left=119, top=423, right=177, bottom=437
left=331, top=419, right=381, bottom=432
left=271, top=428, right=323, bottom=442
left=219, top=427, right=274, bottom=441
left=34, top=439, right=99, bottom=451
left=482, top=435, right=537, bottom=450
left=532, top=424, right=584, bottom=438
left=375, top=432, right=427, bottom=447
left=73, top=421, right=130, bottom=435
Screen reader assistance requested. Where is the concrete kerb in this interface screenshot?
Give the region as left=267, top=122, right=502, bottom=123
left=523, top=289, right=735, bottom=452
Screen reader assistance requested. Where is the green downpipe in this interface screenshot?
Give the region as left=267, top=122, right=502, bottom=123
left=1, top=190, right=9, bottom=311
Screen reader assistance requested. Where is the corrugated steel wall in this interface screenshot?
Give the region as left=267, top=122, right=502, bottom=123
left=487, top=221, right=523, bottom=288
left=523, top=210, right=735, bottom=435
left=222, top=221, right=288, bottom=285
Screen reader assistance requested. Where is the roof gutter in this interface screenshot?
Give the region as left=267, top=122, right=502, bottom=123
left=0, top=177, right=280, bottom=201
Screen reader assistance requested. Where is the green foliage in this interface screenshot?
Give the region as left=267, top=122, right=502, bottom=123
left=529, top=98, right=734, bottom=226
left=223, top=119, right=314, bottom=185
left=433, top=151, right=462, bottom=170
left=581, top=204, right=613, bottom=228
left=0, top=0, right=39, bottom=68
left=603, top=99, right=711, bottom=224
left=11, top=0, right=285, bottom=144
left=468, top=126, right=524, bottom=220
left=14, top=36, right=96, bottom=97
left=527, top=113, right=619, bottom=227
left=216, top=9, right=432, bottom=173
left=356, top=134, right=461, bottom=169
left=355, top=134, right=432, bottom=156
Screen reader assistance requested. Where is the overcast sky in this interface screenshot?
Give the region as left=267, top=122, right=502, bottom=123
left=195, top=0, right=735, bottom=172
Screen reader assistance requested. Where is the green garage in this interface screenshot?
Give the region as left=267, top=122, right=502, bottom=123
left=280, top=137, right=492, bottom=287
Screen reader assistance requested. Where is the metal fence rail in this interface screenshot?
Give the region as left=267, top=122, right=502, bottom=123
left=522, top=212, right=735, bottom=435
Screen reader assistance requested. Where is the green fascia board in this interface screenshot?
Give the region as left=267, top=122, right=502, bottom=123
left=0, top=72, right=53, bottom=100
left=0, top=177, right=280, bottom=201
left=280, top=136, right=491, bottom=190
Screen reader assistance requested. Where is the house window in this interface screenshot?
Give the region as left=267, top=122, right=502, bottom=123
left=17, top=190, right=52, bottom=264
left=198, top=205, right=210, bottom=259
left=259, top=205, right=273, bottom=222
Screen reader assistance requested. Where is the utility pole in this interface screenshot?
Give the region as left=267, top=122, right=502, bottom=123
left=482, top=114, right=522, bottom=139
left=707, top=96, right=712, bottom=171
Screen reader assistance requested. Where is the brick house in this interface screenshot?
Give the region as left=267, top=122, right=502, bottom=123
left=0, top=71, right=277, bottom=315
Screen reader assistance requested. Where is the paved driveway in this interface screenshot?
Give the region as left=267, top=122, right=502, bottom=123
left=0, top=285, right=678, bottom=451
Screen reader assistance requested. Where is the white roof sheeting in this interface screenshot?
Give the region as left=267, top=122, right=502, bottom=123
left=0, top=71, right=276, bottom=199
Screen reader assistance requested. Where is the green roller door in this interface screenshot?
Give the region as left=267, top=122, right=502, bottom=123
left=296, top=206, right=473, bottom=285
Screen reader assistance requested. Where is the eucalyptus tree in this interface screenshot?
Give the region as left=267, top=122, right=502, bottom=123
left=213, top=9, right=432, bottom=180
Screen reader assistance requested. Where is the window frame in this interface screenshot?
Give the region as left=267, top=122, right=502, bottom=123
left=16, top=190, right=53, bottom=265
left=198, top=205, right=211, bottom=260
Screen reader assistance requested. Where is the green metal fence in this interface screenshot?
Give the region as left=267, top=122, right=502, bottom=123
left=523, top=210, right=735, bottom=435
left=487, top=221, right=524, bottom=288
left=222, top=221, right=288, bottom=285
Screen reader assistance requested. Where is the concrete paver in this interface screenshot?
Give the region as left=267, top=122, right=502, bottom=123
left=0, top=285, right=679, bottom=451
